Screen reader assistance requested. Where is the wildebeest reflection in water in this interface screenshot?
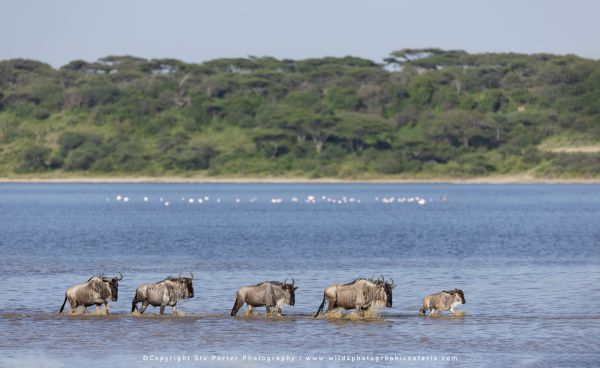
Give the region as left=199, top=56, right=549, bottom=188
left=314, top=276, right=395, bottom=317
left=59, top=273, right=123, bottom=314
left=231, top=279, right=297, bottom=316
left=419, top=288, right=466, bottom=316
left=131, top=273, right=194, bottom=315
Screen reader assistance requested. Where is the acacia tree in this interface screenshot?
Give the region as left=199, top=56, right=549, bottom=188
left=261, top=91, right=338, bottom=154
left=427, top=110, right=495, bottom=148
left=252, top=128, right=291, bottom=158
left=306, top=113, right=337, bottom=154
left=257, top=104, right=310, bottom=144
left=334, top=112, right=391, bottom=154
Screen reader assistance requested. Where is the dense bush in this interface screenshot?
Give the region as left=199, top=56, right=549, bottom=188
left=0, top=49, right=599, bottom=178
left=17, top=145, right=51, bottom=172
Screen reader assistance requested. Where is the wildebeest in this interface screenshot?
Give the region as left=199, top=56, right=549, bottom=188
left=313, top=276, right=395, bottom=317
left=59, top=273, right=123, bottom=314
left=231, top=278, right=297, bottom=316
left=131, top=273, right=195, bottom=315
left=419, top=288, right=465, bottom=315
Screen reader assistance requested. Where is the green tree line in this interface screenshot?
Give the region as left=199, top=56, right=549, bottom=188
left=1, top=49, right=599, bottom=178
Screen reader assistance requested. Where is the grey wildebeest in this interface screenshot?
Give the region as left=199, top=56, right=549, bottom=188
left=313, top=276, right=396, bottom=317
left=131, top=273, right=194, bottom=315
left=59, top=273, right=123, bottom=314
left=230, top=279, right=297, bottom=316
left=419, top=288, right=465, bottom=315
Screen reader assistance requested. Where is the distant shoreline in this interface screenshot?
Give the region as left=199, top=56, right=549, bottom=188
left=1, top=174, right=599, bottom=184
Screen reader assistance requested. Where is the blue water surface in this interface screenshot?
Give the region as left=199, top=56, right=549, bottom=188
left=0, top=183, right=598, bottom=367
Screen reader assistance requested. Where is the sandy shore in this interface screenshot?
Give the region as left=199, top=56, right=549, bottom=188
left=1, top=174, right=599, bottom=184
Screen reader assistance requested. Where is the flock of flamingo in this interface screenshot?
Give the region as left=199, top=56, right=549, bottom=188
left=108, top=194, right=448, bottom=207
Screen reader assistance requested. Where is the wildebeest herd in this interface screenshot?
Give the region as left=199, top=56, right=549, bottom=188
left=59, top=273, right=466, bottom=317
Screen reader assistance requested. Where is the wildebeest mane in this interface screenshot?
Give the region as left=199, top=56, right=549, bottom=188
left=342, top=278, right=368, bottom=286
left=160, top=275, right=193, bottom=282
left=443, top=289, right=462, bottom=295
left=87, top=275, right=115, bottom=283
left=255, top=281, right=283, bottom=286
left=443, top=288, right=465, bottom=301
left=157, top=276, right=182, bottom=283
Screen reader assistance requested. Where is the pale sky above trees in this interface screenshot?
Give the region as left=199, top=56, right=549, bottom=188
left=1, top=0, right=599, bottom=67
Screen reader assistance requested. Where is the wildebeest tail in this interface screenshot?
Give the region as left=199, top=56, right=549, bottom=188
left=59, top=295, right=68, bottom=313
left=230, top=293, right=244, bottom=316
left=313, top=294, right=327, bottom=317
left=131, top=291, right=139, bottom=313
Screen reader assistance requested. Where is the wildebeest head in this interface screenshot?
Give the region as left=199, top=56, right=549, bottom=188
left=101, top=272, right=123, bottom=301
left=178, top=272, right=194, bottom=299
left=455, top=289, right=465, bottom=304
left=281, top=278, right=298, bottom=306
left=374, top=276, right=396, bottom=308
left=444, top=288, right=465, bottom=304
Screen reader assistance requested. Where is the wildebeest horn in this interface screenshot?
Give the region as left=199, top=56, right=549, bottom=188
left=178, top=272, right=182, bottom=279
left=390, top=278, right=396, bottom=288
left=189, top=272, right=193, bottom=280
left=292, top=277, right=295, bottom=286
left=380, top=274, right=385, bottom=283
left=116, top=272, right=123, bottom=281
left=283, top=278, right=287, bottom=285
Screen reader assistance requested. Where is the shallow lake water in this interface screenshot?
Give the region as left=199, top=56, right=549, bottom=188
left=0, top=183, right=599, bottom=367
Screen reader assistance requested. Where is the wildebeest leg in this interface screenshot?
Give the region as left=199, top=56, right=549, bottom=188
left=356, top=304, right=364, bottom=317
left=91, top=298, right=108, bottom=314
left=67, top=299, right=77, bottom=314
left=247, top=305, right=254, bottom=315
left=131, top=293, right=141, bottom=313
left=326, top=297, right=336, bottom=312
left=265, top=305, right=271, bottom=315
left=159, top=304, right=166, bottom=315
left=139, top=301, right=149, bottom=314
